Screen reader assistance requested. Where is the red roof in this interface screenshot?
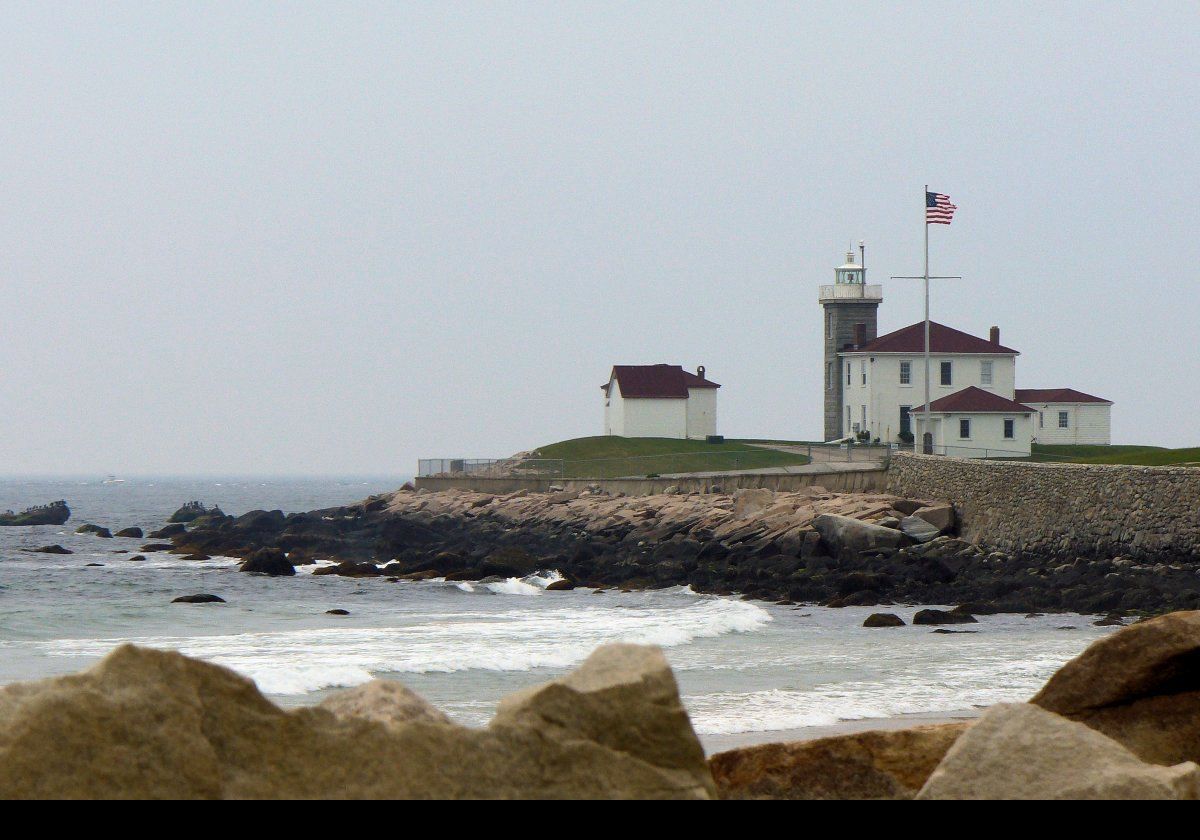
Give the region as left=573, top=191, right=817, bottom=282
left=851, top=322, right=1018, bottom=355
left=1015, top=388, right=1112, bottom=405
left=913, top=386, right=1035, bottom=414
left=602, top=365, right=720, bottom=399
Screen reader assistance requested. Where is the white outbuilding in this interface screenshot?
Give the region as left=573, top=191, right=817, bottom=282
left=1016, top=389, right=1114, bottom=445
left=602, top=364, right=720, bottom=439
left=911, top=386, right=1037, bottom=458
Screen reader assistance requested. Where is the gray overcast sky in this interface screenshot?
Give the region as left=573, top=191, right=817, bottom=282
left=2, top=2, right=1197, bottom=475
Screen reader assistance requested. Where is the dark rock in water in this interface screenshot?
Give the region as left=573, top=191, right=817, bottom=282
left=311, top=561, right=381, bottom=578
left=76, top=524, right=113, bottom=538
left=479, top=547, right=541, bottom=578
left=140, top=543, right=174, bottom=553
left=546, top=580, right=576, bottom=591
left=1057, top=626, right=1079, bottom=631
left=168, top=502, right=224, bottom=524
left=29, top=545, right=72, bottom=555
left=0, top=501, right=70, bottom=527
left=172, top=594, right=225, bottom=604
left=233, top=509, right=287, bottom=533
left=85, top=563, right=104, bottom=567
left=181, top=553, right=210, bottom=562
left=326, top=609, right=350, bottom=616
left=931, top=629, right=979, bottom=634
left=148, top=523, right=187, bottom=539
left=239, top=548, right=295, bottom=577
left=114, top=527, right=143, bottom=539
left=863, top=613, right=905, bottom=628
left=913, top=608, right=978, bottom=626
left=1093, top=615, right=1127, bottom=627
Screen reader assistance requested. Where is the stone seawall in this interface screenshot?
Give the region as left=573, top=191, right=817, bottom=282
left=887, top=453, right=1200, bottom=562
left=415, top=466, right=887, bottom=497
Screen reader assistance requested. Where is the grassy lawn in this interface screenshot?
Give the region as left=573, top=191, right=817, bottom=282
left=1030, top=444, right=1200, bottom=466
left=529, top=436, right=811, bottom=478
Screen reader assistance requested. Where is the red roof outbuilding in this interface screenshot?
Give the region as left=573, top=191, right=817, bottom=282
left=1014, top=388, right=1112, bottom=405
left=602, top=365, right=720, bottom=399
left=913, top=386, right=1036, bottom=415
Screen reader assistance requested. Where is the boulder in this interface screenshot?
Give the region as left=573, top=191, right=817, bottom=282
left=148, top=523, right=187, bottom=539
left=891, top=499, right=926, bottom=516
left=325, top=609, right=350, bottom=616
left=139, top=543, right=174, bottom=553
left=913, top=504, right=955, bottom=533
left=545, top=580, right=576, bottom=591
left=0, top=643, right=713, bottom=799
left=114, top=527, right=143, bottom=539
left=233, top=509, right=287, bottom=533
left=172, top=594, right=225, bottom=604
left=238, top=548, right=296, bottom=577
left=899, top=515, right=941, bottom=544
left=168, top=502, right=223, bottom=524
left=491, top=644, right=715, bottom=798
left=863, top=613, right=905, bottom=628
left=1031, top=610, right=1200, bottom=765
left=320, top=680, right=451, bottom=728
left=311, top=562, right=381, bottom=578
left=733, top=489, right=775, bottom=518
left=127, top=555, right=146, bottom=562
left=710, top=723, right=966, bottom=800
left=916, top=703, right=1200, bottom=800
left=812, top=514, right=908, bottom=554
left=29, top=545, right=72, bottom=555
left=0, top=501, right=71, bottom=527
left=75, top=524, right=112, bottom=538
left=913, top=608, right=978, bottom=626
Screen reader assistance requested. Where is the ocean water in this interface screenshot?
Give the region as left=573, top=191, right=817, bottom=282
left=0, top=477, right=1113, bottom=740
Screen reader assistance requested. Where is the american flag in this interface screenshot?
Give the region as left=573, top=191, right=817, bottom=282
left=926, top=191, right=957, bottom=225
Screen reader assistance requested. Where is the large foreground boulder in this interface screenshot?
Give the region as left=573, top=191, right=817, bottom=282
left=813, top=514, right=908, bottom=554
left=917, top=703, right=1200, bottom=800
left=1031, top=610, right=1200, bottom=765
left=710, top=723, right=966, bottom=800
left=0, top=643, right=713, bottom=799
left=319, top=681, right=451, bottom=728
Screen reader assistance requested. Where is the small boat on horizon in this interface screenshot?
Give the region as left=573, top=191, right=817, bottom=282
left=102, top=475, right=126, bottom=485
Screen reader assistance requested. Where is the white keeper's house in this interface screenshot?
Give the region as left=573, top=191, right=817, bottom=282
left=602, top=364, right=719, bottom=440
left=820, top=251, right=1112, bottom=457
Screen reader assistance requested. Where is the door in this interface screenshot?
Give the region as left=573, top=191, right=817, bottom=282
left=922, top=432, right=933, bottom=455
left=899, top=406, right=911, bottom=437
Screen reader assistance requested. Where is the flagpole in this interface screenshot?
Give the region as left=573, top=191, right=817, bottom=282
left=921, top=183, right=930, bottom=453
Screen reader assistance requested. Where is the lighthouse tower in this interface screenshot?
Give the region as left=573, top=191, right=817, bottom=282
left=819, top=249, right=882, bottom=441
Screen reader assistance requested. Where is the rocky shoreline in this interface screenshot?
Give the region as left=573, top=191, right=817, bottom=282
left=4, top=612, right=1200, bottom=798
left=162, top=485, right=1200, bottom=616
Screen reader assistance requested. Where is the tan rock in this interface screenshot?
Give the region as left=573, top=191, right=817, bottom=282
left=1031, top=610, right=1200, bottom=765
left=917, top=703, right=1200, bottom=800
left=913, top=503, right=955, bottom=532
left=710, top=723, right=966, bottom=800
left=0, top=643, right=713, bottom=799
left=732, top=488, right=775, bottom=518
left=319, top=679, right=451, bottom=728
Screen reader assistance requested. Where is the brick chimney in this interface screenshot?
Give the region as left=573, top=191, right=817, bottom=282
left=990, top=326, right=1000, bottom=344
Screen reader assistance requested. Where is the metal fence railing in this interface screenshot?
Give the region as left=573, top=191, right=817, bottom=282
left=419, top=443, right=894, bottom=480
left=417, top=458, right=565, bottom=479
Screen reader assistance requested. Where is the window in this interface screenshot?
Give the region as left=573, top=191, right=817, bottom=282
left=981, top=360, right=993, bottom=386
left=959, top=418, right=971, bottom=439
left=861, top=405, right=867, bottom=429
left=1058, top=411, right=1069, bottom=429
left=861, top=360, right=867, bottom=386
left=846, top=363, right=851, bottom=386
left=900, top=361, right=912, bottom=385
left=1004, top=418, right=1015, bottom=439
left=846, top=405, right=851, bottom=432
left=940, top=361, right=952, bottom=386
left=1039, top=411, right=1044, bottom=428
